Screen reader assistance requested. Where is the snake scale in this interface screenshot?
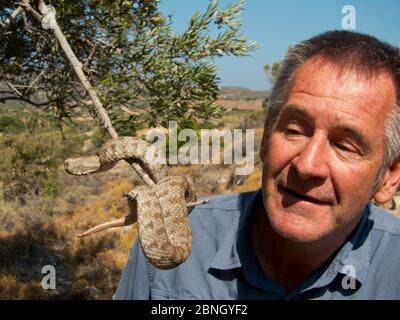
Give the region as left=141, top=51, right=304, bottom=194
left=64, top=136, right=203, bottom=269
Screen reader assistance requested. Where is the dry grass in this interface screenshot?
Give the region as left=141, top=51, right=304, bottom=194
left=0, top=158, right=265, bottom=299
left=0, top=102, right=268, bottom=299
left=0, top=177, right=138, bottom=299
left=217, top=99, right=264, bottom=111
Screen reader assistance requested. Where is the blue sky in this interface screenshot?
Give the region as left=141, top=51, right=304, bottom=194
left=158, top=0, right=400, bottom=90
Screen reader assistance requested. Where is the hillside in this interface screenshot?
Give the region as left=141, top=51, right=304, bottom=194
left=218, top=86, right=270, bottom=101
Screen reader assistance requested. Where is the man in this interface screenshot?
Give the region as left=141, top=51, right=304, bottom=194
left=114, top=30, right=400, bottom=299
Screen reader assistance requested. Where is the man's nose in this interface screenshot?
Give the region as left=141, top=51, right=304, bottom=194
left=291, top=134, right=329, bottom=181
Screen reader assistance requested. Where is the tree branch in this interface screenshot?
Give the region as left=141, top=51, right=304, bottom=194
left=120, top=106, right=141, bottom=116
left=19, top=0, right=43, bottom=22
left=84, top=42, right=97, bottom=69
left=33, top=0, right=156, bottom=188
left=0, top=95, right=53, bottom=107
left=21, top=9, right=34, bottom=34
left=0, top=5, right=23, bottom=30
left=24, top=69, right=45, bottom=95
left=0, top=72, right=23, bottom=97
left=37, top=0, right=116, bottom=137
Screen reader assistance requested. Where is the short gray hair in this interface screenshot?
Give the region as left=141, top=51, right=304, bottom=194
left=266, top=30, right=400, bottom=185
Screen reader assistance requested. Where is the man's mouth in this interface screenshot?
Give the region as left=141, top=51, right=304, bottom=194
left=278, top=185, right=330, bottom=206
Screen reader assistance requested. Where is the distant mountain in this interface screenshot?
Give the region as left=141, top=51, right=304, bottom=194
left=218, top=86, right=270, bottom=100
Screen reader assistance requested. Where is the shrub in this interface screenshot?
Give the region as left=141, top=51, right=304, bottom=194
left=0, top=115, right=25, bottom=134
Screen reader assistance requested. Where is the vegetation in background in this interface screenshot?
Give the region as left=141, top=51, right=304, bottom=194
left=0, top=111, right=83, bottom=205
left=263, top=61, right=283, bottom=85
left=1, top=0, right=258, bottom=135
left=262, top=60, right=282, bottom=109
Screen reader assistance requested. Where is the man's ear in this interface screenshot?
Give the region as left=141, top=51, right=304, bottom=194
left=373, top=161, right=400, bottom=204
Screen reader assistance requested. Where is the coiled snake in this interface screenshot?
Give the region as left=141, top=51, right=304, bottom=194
left=64, top=136, right=204, bottom=269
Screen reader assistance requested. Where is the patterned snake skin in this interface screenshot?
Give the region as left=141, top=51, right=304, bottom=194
left=64, top=136, right=198, bottom=269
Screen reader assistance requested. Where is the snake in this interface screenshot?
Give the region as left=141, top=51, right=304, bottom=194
left=64, top=136, right=204, bottom=269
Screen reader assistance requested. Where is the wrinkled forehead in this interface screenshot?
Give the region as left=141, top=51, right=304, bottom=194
left=287, top=56, right=397, bottom=119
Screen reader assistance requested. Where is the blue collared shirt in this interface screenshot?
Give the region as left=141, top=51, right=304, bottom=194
left=114, top=190, right=400, bottom=300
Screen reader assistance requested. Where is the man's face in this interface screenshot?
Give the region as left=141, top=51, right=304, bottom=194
left=260, top=57, right=397, bottom=242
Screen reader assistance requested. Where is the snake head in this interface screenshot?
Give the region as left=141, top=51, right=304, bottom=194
left=64, top=155, right=102, bottom=175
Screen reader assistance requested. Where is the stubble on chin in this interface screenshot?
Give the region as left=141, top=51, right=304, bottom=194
left=262, top=172, right=337, bottom=243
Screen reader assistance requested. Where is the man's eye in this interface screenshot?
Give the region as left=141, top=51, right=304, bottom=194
left=335, top=142, right=356, bottom=153
left=284, top=126, right=305, bottom=136
left=286, top=129, right=301, bottom=135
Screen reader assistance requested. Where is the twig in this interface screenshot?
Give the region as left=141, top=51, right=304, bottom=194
left=0, top=72, right=23, bottom=97
left=34, top=0, right=156, bottom=188
left=0, top=95, right=53, bottom=107
left=19, top=0, right=43, bottom=22
left=24, top=69, right=45, bottom=94
left=84, top=42, right=97, bottom=69
left=21, top=10, right=34, bottom=34
left=120, top=106, right=140, bottom=116
left=3, top=84, right=40, bottom=88
left=0, top=6, right=23, bottom=30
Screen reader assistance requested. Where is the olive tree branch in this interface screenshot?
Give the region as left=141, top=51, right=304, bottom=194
left=31, top=0, right=156, bottom=188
